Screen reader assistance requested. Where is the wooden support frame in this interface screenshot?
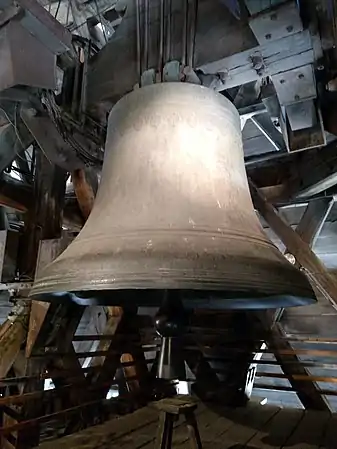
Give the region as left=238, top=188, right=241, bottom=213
left=265, top=322, right=331, bottom=411
left=251, top=184, right=336, bottom=411
left=0, top=309, right=29, bottom=379
left=89, top=307, right=152, bottom=398
left=250, top=181, right=337, bottom=310
left=3, top=150, right=77, bottom=449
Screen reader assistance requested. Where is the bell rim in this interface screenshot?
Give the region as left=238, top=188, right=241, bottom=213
left=30, top=288, right=316, bottom=310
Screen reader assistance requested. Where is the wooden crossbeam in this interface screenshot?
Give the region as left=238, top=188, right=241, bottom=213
left=251, top=183, right=336, bottom=411
left=265, top=322, right=331, bottom=411
left=250, top=181, right=337, bottom=310
left=0, top=310, right=29, bottom=379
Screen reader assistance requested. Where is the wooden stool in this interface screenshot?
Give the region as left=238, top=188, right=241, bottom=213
left=152, top=395, right=203, bottom=449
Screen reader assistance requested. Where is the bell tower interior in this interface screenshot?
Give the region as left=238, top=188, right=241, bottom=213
left=1, top=1, right=337, bottom=448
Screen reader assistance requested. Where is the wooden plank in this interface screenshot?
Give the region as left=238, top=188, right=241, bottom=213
left=255, top=372, right=337, bottom=383
left=249, top=182, right=337, bottom=311
left=0, top=310, right=29, bottom=378
left=265, top=322, right=330, bottom=411
left=212, top=404, right=280, bottom=448
left=189, top=346, right=337, bottom=358
left=248, top=407, right=304, bottom=449
left=89, top=307, right=123, bottom=368
left=1, top=398, right=157, bottom=440
left=283, top=410, right=331, bottom=448
left=0, top=193, right=27, bottom=213
left=254, top=383, right=337, bottom=397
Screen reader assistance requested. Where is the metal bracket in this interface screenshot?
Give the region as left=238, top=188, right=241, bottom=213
left=248, top=0, right=302, bottom=45
left=280, top=100, right=326, bottom=152
left=272, top=64, right=316, bottom=106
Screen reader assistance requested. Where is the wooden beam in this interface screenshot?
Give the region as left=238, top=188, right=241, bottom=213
left=18, top=150, right=67, bottom=280
left=265, top=321, right=331, bottom=411
left=89, top=307, right=124, bottom=369
left=72, top=168, right=97, bottom=221
left=88, top=307, right=151, bottom=401
left=13, top=151, right=68, bottom=448
left=0, top=309, right=29, bottom=378
left=249, top=181, right=337, bottom=310
left=0, top=193, right=27, bottom=213
left=252, top=186, right=335, bottom=411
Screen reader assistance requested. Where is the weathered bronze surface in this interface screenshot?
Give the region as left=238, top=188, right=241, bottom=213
left=30, top=83, right=315, bottom=309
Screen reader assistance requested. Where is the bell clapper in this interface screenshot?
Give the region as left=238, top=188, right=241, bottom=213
left=154, top=291, right=188, bottom=397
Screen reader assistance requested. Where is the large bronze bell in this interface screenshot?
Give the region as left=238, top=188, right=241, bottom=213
left=30, top=83, right=316, bottom=309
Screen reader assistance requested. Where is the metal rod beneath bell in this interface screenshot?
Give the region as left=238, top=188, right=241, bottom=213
left=155, top=292, right=187, bottom=381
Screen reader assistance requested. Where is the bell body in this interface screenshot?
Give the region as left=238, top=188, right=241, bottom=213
left=31, top=83, right=315, bottom=309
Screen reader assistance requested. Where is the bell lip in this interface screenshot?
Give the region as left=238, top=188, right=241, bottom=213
left=30, top=289, right=316, bottom=310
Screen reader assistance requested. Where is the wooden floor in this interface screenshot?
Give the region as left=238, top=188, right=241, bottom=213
left=38, top=400, right=337, bottom=449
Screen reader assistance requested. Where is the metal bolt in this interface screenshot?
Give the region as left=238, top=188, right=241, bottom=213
left=270, top=13, right=277, bottom=20
left=317, top=65, right=324, bottom=71
left=265, top=33, right=272, bottom=40
left=298, top=73, right=304, bottom=79
left=280, top=79, right=285, bottom=84
left=294, top=94, right=300, bottom=101
left=285, top=253, right=296, bottom=265
left=286, top=25, right=293, bottom=32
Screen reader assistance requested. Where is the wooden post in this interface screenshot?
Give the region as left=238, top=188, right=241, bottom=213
left=12, top=150, right=68, bottom=449
left=88, top=306, right=152, bottom=405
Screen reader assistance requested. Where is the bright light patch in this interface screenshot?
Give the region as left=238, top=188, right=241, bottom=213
left=44, top=378, right=55, bottom=391
left=106, top=387, right=119, bottom=399
left=176, top=381, right=189, bottom=395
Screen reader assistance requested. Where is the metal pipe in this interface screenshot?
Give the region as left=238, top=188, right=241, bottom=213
left=144, top=0, right=149, bottom=70
left=182, top=0, right=187, bottom=66
left=188, top=0, right=197, bottom=67
left=165, top=0, right=172, bottom=62
left=136, top=0, right=142, bottom=82
left=158, top=0, right=164, bottom=75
